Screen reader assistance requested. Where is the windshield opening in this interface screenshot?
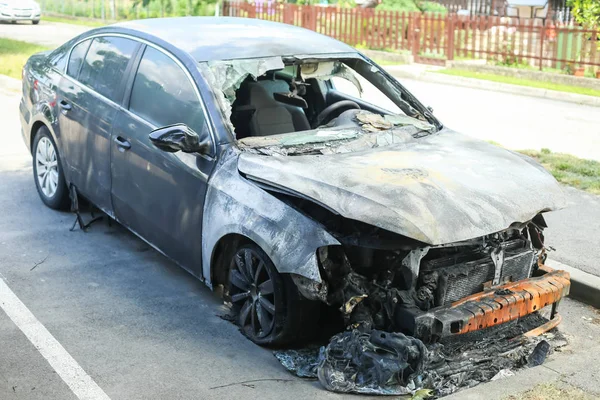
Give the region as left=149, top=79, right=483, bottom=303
left=199, top=56, right=438, bottom=155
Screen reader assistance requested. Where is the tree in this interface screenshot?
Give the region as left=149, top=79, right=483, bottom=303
left=568, top=0, right=600, bottom=29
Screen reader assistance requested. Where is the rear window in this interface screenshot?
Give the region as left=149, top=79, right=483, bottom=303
left=78, top=36, right=138, bottom=102
left=48, top=43, right=69, bottom=72
left=66, top=39, right=91, bottom=78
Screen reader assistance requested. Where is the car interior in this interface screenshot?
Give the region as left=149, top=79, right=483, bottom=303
left=229, top=59, right=406, bottom=140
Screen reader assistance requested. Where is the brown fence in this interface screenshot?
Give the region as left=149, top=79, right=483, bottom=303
left=222, top=2, right=600, bottom=70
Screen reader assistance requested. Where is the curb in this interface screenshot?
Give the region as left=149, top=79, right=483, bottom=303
left=385, top=67, right=600, bottom=108
left=546, top=258, right=600, bottom=309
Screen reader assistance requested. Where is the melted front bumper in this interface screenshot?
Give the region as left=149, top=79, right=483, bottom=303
left=405, top=265, right=570, bottom=341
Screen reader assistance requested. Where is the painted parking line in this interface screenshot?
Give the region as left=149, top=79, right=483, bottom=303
left=0, top=277, right=111, bottom=400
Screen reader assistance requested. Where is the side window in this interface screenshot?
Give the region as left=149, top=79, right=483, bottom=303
left=78, top=36, right=138, bottom=102
left=129, top=46, right=206, bottom=135
left=66, top=39, right=91, bottom=78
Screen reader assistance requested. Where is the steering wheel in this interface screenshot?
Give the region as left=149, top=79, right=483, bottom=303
left=313, top=100, right=361, bottom=128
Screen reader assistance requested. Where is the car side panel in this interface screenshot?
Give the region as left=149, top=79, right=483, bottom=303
left=110, top=110, right=213, bottom=277
left=57, top=77, right=117, bottom=214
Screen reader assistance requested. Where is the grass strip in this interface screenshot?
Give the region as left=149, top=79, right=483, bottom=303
left=0, top=38, right=50, bottom=79
left=519, top=148, right=600, bottom=195
left=436, top=68, right=600, bottom=98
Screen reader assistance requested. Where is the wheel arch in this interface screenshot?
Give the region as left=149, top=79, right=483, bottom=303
left=30, top=116, right=59, bottom=154
left=209, top=233, right=252, bottom=289
left=30, top=120, right=47, bottom=151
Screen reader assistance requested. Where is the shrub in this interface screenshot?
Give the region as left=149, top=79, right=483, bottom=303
left=376, top=0, right=447, bottom=14
left=376, top=0, right=420, bottom=12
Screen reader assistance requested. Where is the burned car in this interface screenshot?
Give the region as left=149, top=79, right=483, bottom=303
left=20, top=17, right=569, bottom=349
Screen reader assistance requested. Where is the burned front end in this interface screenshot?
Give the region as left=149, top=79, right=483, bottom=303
left=297, top=214, right=569, bottom=343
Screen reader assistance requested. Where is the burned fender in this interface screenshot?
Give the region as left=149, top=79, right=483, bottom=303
left=201, top=148, right=340, bottom=287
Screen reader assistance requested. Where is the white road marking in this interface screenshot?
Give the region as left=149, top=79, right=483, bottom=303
left=0, top=277, right=111, bottom=400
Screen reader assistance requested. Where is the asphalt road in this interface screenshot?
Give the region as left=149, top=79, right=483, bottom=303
left=0, top=20, right=88, bottom=47
left=399, top=78, right=600, bottom=161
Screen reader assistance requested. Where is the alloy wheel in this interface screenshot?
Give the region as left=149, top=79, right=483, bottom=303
left=35, top=137, right=59, bottom=199
left=229, top=248, right=277, bottom=338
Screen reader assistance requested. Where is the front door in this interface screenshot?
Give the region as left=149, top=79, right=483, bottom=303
left=57, top=36, right=140, bottom=214
left=110, top=45, right=215, bottom=276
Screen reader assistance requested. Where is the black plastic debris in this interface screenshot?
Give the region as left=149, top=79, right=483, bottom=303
left=273, top=348, right=321, bottom=379
left=273, top=314, right=567, bottom=397
left=528, top=340, right=550, bottom=367
left=319, top=329, right=426, bottom=395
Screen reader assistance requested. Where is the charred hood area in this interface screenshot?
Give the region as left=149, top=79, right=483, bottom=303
left=238, top=146, right=570, bottom=396
left=238, top=128, right=566, bottom=245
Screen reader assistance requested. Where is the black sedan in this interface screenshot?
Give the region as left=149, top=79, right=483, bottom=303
left=20, top=17, right=568, bottom=346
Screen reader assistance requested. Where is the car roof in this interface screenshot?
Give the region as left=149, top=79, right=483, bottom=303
left=112, top=17, right=357, bottom=62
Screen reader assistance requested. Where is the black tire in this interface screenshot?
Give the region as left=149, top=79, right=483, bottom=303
left=228, top=243, right=319, bottom=346
left=32, top=20, right=40, bottom=25
left=32, top=126, right=70, bottom=210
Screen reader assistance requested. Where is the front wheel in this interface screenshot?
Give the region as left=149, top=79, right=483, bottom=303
left=32, top=20, right=40, bottom=25
left=228, top=243, right=319, bottom=346
left=32, top=126, right=69, bottom=210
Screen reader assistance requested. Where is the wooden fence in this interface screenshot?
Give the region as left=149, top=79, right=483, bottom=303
left=223, top=2, right=600, bottom=70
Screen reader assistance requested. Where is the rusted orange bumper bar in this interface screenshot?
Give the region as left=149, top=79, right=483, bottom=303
left=417, top=266, right=570, bottom=339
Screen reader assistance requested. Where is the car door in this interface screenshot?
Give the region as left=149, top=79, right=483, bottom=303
left=111, top=44, right=216, bottom=277
left=57, top=35, right=140, bottom=214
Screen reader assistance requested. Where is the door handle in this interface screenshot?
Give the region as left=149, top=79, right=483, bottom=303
left=113, top=136, right=131, bottom=151
left=59, top=100, right=71, bottom=111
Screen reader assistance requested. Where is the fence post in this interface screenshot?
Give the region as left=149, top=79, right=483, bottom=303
left=283, top=4, right=292, bottom=25
left=411, top=13, right=420, bottom=61
left=222, top=1, right=229, bottom=17
left=447, top=14, right=454, bottom=61
left=539, top=21, right=546, bottom=71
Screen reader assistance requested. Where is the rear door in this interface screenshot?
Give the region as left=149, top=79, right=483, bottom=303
left=111, top=45, right=216, bottom=276
left=57, top=36, right=140, bottom=214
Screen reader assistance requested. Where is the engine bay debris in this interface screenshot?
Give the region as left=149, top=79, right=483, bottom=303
left=266, top=223, right=570, bottom=397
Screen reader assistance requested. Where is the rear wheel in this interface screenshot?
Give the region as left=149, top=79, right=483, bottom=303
left=228, top=243, right=319, bottom=346
left=32, top=126, right=69, bottom=210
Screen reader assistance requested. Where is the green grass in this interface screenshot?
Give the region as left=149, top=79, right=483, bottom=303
left=505, top=382, right=593, bottom=400
left=42, top=15, right=109, bottom=27
left=0, top=38, right=50, bottom=79
left=519, top=148, right=600, bottom=195
left=436, top=68, right=600, bottom=98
